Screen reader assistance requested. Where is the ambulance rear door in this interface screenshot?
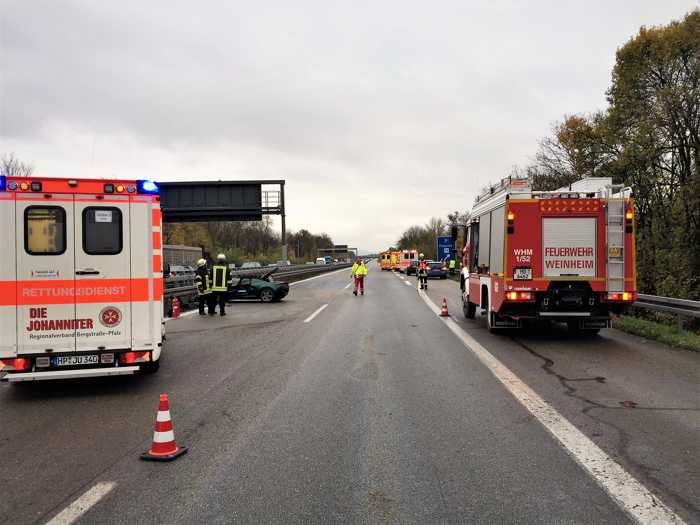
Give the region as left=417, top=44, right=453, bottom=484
left=16, top=194, right=76, bottom=355
left=74, top=196, right=132, bottom=352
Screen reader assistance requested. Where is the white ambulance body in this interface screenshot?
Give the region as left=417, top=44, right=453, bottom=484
left=0, top=176, right=164, bottom=381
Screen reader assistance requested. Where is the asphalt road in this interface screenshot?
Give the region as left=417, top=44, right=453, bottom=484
left=0, top=265, right=697, bottom=524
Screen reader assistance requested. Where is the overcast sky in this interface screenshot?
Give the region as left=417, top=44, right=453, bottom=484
left=1, top=1, right=697, bottom=253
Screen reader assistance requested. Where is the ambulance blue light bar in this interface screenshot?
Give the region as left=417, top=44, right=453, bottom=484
left=0, top=175, right=5, bottom=191
left=137, top=180, right=159, bottom=194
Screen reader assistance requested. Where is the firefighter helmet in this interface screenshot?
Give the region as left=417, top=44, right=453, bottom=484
left=419, top=253, right=425, bottom=259
left=216, top=253, right=226, bottom=263
left=196, top=258, right=206, bottom=268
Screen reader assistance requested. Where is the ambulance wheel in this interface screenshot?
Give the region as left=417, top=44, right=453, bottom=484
left=140, top=360, right=160, bottom=374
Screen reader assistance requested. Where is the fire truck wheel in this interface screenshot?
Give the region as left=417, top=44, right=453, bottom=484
left=463, top=295, right=476, bottom=319
left=140, top=360, right=160, bottom=374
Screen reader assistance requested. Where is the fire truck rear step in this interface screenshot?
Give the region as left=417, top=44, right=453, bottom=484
left=5, top=366, right=140, bottom=382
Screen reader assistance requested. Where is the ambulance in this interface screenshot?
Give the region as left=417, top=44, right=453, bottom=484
left=0, top=175, right=164, bottom=381
left=397, top=248, right=418, bottom=273
left=379, top=251, right=393, bottom=270
left=460, top=176, right=636, bottom=333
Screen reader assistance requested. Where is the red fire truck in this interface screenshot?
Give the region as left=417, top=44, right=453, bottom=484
left=460, top=177, right=635, bottom=333
left=0, top=175, right=164, bottom=381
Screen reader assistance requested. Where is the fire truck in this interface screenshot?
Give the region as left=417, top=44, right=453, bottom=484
left=0, top=175, right=164, bottom=381
left=460, top=176, right=635, bottom=333
left=390, top=250, right=401, bottom=271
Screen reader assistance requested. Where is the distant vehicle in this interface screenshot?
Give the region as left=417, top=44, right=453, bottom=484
left=324, top=255, right=334, bottom=264
left=406, top=260, right=419, bottom=276
left=227, top=274, right=289, bottom=303
left=305, top=261, right=315, bottom=265
left=240, top=261, right=262, bottom=269
left=315, top=257, right=326, bottom=265
left=228, top=263, right=237, bottom=271
left=390, top=250, right=401, bottom=270
left=273, top=260, right=291, bottom=266
left=427, top=261, right=448, bottom=279
left=398, top=248, right=418, bottom=273
left=379, top=251, right=392, bottom=270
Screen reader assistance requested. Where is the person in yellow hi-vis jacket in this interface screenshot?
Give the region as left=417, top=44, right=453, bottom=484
left=209, top=253, right=230, bottom=316
left=351, top=257, right=367, bottom=296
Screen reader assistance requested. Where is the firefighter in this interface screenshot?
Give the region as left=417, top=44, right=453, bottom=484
left=209, top=253, right=230, bottom=316
left=417, top=253, right=429, bottom=290
left=194, top=258, right=212, bottom=315
left=351, top=257, right=367, bottom=296
left=448, top=257, right=457, bottom=275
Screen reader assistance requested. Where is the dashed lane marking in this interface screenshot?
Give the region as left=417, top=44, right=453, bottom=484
left=304, top=304, right=328, bottom=323
left=417, top=290, right=685, bottom=525
left=46, top=482, right=116, bottom=525
left=404, top=281, right=412, bottom=286
left=344, top=282, right=352, bottom=290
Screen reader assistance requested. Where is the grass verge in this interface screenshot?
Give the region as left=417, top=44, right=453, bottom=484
left=613, top=315, right=700, bottom=352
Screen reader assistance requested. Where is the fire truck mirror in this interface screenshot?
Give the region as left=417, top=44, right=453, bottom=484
left=163, top=262, right=171, bottom=277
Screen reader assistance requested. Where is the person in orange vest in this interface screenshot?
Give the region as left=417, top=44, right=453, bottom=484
left=417, top=253, right=429, bottom=290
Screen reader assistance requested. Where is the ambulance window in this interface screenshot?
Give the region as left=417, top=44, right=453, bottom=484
left=25, top=207, right=67, bottom=255
left=83, top=207, right=122, bottom=255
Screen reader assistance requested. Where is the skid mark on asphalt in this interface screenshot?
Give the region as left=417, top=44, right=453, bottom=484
left=417, top=290, right=686, bottom=525
left=510, top=338, right=700, bottom=518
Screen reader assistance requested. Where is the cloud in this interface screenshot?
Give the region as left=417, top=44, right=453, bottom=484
left=1, top=0, right=696, bottom=251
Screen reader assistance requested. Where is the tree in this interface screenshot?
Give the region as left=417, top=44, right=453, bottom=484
left=1, top=153, right=34, bottom=177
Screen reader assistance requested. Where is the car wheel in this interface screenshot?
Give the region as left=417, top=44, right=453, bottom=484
left=260, top=288, right=275, bottom=303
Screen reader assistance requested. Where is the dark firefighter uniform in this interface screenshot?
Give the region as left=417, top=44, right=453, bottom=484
left=194, top=265, right=212, bottom=315
left=209, top=263, right=230, bottom=316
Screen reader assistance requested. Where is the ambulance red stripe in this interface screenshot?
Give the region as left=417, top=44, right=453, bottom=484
left=0, top=278, right=162, bottom=305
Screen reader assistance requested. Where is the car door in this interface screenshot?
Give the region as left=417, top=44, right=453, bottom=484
left=74, top=196, right=132, bottom=352
left=16, top=195, right=76, bottom=355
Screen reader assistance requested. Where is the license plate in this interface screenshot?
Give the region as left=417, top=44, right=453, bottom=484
left=51, top=355, right=99, bottom=367
left=513, top=268, right=532, bottom=280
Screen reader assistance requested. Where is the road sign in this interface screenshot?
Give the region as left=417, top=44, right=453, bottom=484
left=437, top=236, right=455, bottom=261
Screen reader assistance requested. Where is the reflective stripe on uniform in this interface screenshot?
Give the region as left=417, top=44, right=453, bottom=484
left=211, top=265, right=227, bottom=292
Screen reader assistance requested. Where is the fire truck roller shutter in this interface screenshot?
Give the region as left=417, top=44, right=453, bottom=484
left=478, top=212, right=491, bottom=269
left=0, top=195, right=16, bottom=358
left=489, top=206, right=505, bottom=274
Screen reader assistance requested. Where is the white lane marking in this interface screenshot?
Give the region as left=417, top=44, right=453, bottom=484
left=46, top=482, right=116, bottom=525
left=290, top=267, right=349, bottom=286
left=417, top=291, right=685, bottom=525
left=404, top=281, right=412, bottom=286
left=344, top=282, right=352, bottom=290
left=304, top=304, right=328, bottom=323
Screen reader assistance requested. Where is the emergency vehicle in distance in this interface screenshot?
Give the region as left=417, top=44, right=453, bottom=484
left=397, top=248, right=418, bottom=273
left=390, top=250, right=401, bottom=271
left=379, top=251, right=393, bottom=270
left=460, top=176, right=636, bottom=333
left=0, top=175, right=164, bottom=382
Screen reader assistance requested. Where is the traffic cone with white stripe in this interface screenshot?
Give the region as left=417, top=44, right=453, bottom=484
left=440, top=297, right=449, bottom=317
left=140, top=393, right=188, bottom=462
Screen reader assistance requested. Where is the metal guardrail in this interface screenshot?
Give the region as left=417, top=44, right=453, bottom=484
left=164, top=262, right=352, bottom=300
left=633, top=294, right=700, bottom=331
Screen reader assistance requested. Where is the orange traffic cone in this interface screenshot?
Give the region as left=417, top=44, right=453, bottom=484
left=440, top=297, right=449, bottom=317
left=141, top=393, right=188, bottom=462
